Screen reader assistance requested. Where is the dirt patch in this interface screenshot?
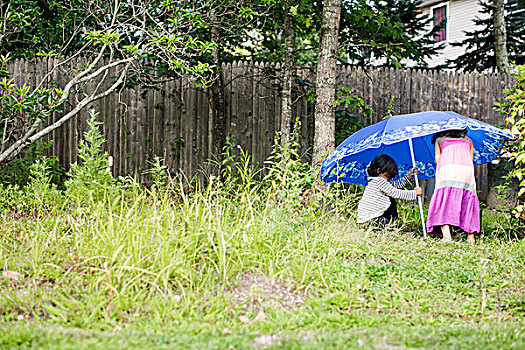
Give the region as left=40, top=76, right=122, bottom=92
left=253, top=334, right=283, bottom=348
left=228, top=273, right=306, bottom=312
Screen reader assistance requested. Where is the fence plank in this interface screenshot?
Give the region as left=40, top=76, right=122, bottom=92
left=198, top=85, right=209, bottom=176
left=7, top=60, right=514, bottom=202
left=252, top=62, right=261, bottom=166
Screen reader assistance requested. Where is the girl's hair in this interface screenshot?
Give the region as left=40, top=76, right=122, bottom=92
left=367, top=154, right=398, bottom=178
left=431, top=128, right=467, bottom=144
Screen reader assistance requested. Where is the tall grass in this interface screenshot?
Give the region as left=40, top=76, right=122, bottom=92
left=0, top=112, right=524, bottom=349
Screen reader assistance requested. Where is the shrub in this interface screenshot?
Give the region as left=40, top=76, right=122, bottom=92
left=25, top=157, right=63, bottom=213
left=495, top=64, right=525, bottom=230
left=65, top=110, right=115, bottom=204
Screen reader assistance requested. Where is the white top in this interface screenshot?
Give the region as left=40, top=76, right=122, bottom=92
left=356, top=174, right=417, bottom=223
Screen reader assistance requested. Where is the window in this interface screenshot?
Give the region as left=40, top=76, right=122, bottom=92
left=432, top=4, right=448, bottom=42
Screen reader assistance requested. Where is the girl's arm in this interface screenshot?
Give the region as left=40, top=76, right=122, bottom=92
left=434, top=140, right=442, bottom=164
left=469, top=138, right=474, bottom=160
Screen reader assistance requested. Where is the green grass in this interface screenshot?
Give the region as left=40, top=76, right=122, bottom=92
left=1, top=119, right=523, bottom=349
left=0, top=187, right=524, bottom=349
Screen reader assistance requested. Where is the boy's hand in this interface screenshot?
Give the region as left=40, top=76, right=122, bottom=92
left=408, top=167, right=419, bottom=179
left=415, top=187, right=423, bottom=196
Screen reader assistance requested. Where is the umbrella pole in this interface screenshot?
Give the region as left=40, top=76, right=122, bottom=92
left=408, top=138, right=428, bottom=238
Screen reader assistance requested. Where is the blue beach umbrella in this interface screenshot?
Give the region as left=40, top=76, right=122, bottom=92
left=320, top=111, right=513, bottom=235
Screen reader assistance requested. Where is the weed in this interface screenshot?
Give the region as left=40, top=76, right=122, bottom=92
left=65, top=110, right=115, bottom=204
left=0, top=111, right=524, bottom=349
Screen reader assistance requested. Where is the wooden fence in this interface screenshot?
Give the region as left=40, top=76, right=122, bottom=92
left=7, top=59, right=515, bottom=201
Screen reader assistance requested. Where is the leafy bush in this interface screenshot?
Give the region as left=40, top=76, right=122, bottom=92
left=0, top=140, right=64, bottom=187
left=218, top=134, right=259, bottom=198
left=264, top=125, right=316, bottom=211
left=144, top=156, right=169, bottom=194
left=334, top=85, right=372, bottom=144
left=0, top=54, right=64, bottom=171
left=65, top=110, right=115, bottom=204
left=495, top=64, right=525, bottom=229
left=0, top=184, right=27, bottom=214
left=24, top=157, right=63, bottom=213
left=0, top=157, right=62, bottom=215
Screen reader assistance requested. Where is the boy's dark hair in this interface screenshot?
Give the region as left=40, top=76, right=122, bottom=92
left=367, top=154, right=398, bottom=178
left=431, top=128, right=467, bottom=144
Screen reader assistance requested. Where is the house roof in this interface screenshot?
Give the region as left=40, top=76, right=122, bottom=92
left=421, top=0, right=448, bottom=7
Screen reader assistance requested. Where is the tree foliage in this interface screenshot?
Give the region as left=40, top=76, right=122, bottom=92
left=0, top=0, right=82, bottom=58
left=0, top=0, right=215, bottom=165
left=0, top=0, right=445, bottom=171
left=447, top=0, right=525, bottom=72
left=496, top=64, right=525, bottom=223
left=339, top=0, right=442, bottom=67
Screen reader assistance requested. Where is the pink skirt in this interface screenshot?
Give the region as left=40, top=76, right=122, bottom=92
left=427, top=140, right=480, bottom=235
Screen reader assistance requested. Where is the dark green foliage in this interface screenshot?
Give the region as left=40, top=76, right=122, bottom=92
left=0, top=141, right=64, bottom=188
left=264, top=123, right=317, bottom=209
left=333, top=85, right=371, bottom=144
left=0, top=55, right=65, bottom=157
left=65, top=111, right=115, bottom=203
left=203, top=0, right=441, bottom=67
left=335, top=111, right=365, bottom=146
left=447, top=0, right=525, bottom=72
left=0, top=0, right=85, bottom=58
left=340, top=0, right=442, bottom=67
left=494, top=64, right=525, bottom=232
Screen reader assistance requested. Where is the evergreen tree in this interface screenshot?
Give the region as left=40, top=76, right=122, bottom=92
left=447, top=0, right=525, bottom=72
left=340, top=0, right=442, bottom=67
left=374, top=0, right=442, bottom=66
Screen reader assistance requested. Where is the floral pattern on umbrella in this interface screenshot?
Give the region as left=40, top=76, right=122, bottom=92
left=321, top=111, right=513, bottom=185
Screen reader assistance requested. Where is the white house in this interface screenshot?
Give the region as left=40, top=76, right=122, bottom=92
left=420, top=0, right=487, bottom=67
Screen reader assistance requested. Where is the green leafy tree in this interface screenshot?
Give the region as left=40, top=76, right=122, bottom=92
left=339, top=0, right=442, bottom=67
left=0, top=0, right=215, bottom=165
left=371, top=0, right=442, bottom=66
left=495, top=64, right=525, bottom=226
left=447, top=0, right=525, bottom=72
left=187, top=0, right=275, bottom=160
left=0, top=0, right=86, bottom=58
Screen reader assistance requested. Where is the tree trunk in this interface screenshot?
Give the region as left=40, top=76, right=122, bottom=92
left=493, top=0, right=509, bottom=73
left=280, top=4, right=296, bottom=145
left=313, top=0, right=342, bottom=166
left=208, top=8, right=226, bottom=168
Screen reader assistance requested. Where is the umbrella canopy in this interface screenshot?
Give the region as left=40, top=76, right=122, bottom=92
left=321, top=111, right=513, bottom=185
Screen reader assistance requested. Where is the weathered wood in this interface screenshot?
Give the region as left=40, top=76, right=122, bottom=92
left=466, top=71, right=474, bottom=117
left=251, top=62, right=260, bottom=166
left=111, top=74, right=121, bottom=177
left=117, top=89, right=126, bottom=176
left=457, top=70, right=465, bottom=113
left=126, top=86, right=135, bottom=175
left=274, top=62, right=282, bottom=136
left=198, top=84, right=209, bottom=176
left=435, top=70, right=443, bottom=111
left=411, top=69, right=419, bottom=114
left=6, top=60, right=515, bottom=201
left=487, top=73, right=496, bottom=125
left=446, top=71, right=454, bottom=112
left=243, top=62, right=253, bottom=156
left=367, top=68, right=375, bottom=124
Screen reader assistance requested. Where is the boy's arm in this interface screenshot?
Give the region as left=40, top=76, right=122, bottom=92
left=392, top=173, right=411, bottom=189
left=377, top=178, right=417, bottom=200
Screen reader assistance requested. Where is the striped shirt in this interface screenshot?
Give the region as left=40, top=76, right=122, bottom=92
left=356, top=174, right=417, bottom=223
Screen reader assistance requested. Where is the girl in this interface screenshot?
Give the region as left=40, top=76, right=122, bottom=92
left=426, top=129, right=480, bottom=244
left=357, top=154, right=422, bottom=226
